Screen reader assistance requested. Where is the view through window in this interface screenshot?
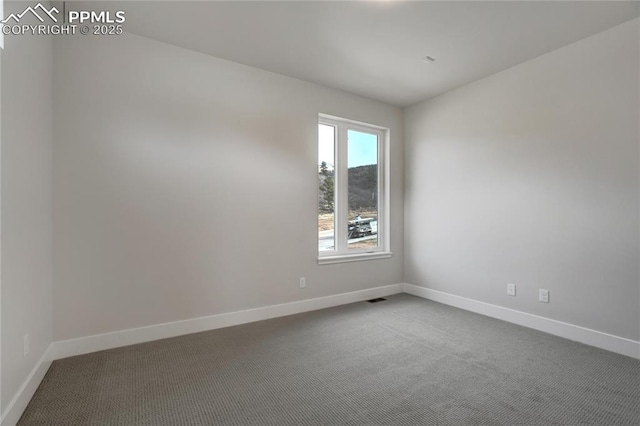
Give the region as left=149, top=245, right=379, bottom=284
left=318, top=124, right=336, bottom=251
left=347, top=129, right=378, bottom=249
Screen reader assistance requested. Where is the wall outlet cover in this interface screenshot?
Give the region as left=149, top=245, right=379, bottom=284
left=539, top=289, right=550, bottom=303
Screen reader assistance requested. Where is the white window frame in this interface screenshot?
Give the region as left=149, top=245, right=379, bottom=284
left=318, top=114, right=392, bottom=265
left=1, top=0, right=4, bottom=50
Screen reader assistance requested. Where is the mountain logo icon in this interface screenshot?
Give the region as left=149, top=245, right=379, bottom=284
left=1, top=3, right=59, bottom=24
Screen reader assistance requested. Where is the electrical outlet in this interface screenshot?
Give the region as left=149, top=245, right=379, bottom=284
left=507, top=283, right=516, bottom=296
left=539, top=289, right=549, bottom=303
left=24, top=334, right=30, bottom=357
left=299, top=277, right=306, bottom=288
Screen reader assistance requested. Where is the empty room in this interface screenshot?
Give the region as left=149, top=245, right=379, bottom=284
left=1, top=0, right=639, bottom=424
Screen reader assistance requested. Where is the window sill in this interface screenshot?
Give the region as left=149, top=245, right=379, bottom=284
left=318, top=251, right=393, bottom=265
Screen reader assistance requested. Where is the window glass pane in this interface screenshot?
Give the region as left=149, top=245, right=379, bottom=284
left=347, top=130, right=378, bottom=249
left=318, top=124, right=335, bottom=251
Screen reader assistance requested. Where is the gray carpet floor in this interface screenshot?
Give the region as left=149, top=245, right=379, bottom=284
left=19, top=294, right=640, bottom=425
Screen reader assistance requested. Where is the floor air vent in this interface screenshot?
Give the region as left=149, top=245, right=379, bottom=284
left=367, top=298, right=387, bottom=303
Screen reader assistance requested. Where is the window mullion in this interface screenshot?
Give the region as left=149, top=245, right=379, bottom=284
left=377, top=129, right=384, bottom=251
left=335, top=124, right=349, bottom=253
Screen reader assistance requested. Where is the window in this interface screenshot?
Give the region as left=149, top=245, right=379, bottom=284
left=318, top=114, right=391, bottom=264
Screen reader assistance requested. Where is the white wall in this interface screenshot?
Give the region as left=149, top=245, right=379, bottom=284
left=52, top=33, right=404, bottom=341
left=0, top=2, right=54, bottom=415
left=405, top=19, right=639, bottom=341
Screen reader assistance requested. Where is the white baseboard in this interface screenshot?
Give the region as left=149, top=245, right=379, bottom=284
left=3, top=284, right=402, bottom=424
left=0, top=346, right=54, bottom=426
left=51, top=283, right=405, bottom=360
left=404, top=283, right=640, bottom=360
left=5, top=282, right=636, bottom=426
